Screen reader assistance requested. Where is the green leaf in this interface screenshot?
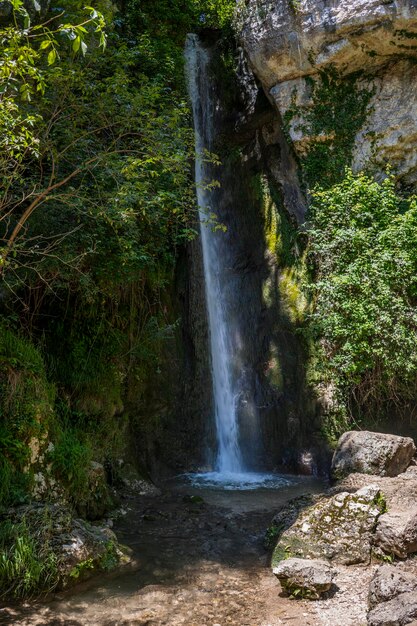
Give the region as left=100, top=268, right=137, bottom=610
left=47, top=48, right=57, bottom=65
left=72, top=36, right=81, bottom=53
left=39, top=40, right=52, bottom=50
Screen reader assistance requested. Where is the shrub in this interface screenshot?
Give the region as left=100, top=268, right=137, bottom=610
left=308, top=170, right=417, bottom=426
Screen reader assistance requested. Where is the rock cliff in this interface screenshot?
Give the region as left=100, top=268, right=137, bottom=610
left=238, top=0, right=417, bottom=187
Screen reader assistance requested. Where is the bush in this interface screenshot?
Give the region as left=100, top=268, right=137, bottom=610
left=308, top=170, right=417, bottom=425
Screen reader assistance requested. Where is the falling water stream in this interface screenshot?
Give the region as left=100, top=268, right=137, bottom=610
left=186, top=34, right=244, bottom=477
left=185, top=34, right=292, bottom=489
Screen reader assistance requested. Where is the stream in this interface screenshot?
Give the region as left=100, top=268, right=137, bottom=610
left=2, top=476, right=326, bottom=626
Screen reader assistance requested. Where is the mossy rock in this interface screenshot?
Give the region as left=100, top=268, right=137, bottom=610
left=272, top=485, right=386, bottom=566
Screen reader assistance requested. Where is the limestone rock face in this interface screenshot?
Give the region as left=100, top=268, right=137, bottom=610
left=272, top=485, right=384, bottom=566
left=369, top=564, right=417, bottom=609
left=352, top=61, right=417, bottom=185
left=332, top=431, right=416, bottom=479
left=238, top=0, right=417, bottom=185
left=368, top=591, right=417, bottom=626
left=239, top=0, right=417, bottom=88
left=273, top=557, right=335, bottom=599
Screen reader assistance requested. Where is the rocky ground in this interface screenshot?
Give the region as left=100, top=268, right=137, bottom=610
left=2, top=431, right=417, bottom=626
left=0, top=477, right=381, bottom=626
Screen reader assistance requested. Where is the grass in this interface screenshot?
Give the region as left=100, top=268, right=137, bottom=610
left=0, top=516, right=59, bottom=599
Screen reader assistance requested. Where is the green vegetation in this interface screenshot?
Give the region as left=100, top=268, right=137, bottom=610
left=264, top=524, right=282, bottom=550
left=2, top=0, right=417, bottom=607
left=49, top=428, right=92, bottom=504
left=0, top=515, right=59, bottom=599
left=0, top=327, right=54, bottom=505
left=0, top=0, right=218, bottom=511
left=307, top=170, right=417, bottom=434
left=283, top=68, right=373, bottom=188
left=69, top=558, right=94, bottom=580
left=0, top=506, right=120, bottom=598
left=198, top=0, right=236, bottom=28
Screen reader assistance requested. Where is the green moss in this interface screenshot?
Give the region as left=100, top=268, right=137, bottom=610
left=288, top=0, right=302, bottom=14
left=49, top=428, right=93, bottom=505
left=271, top=536, right=311, bottom=568
left=280, top=267, right=308, bottom=325
left=0, top=327, right=56, bottom=506
left=264, top=347, right=284, bottom=392
left=69, top=558, right=94, bottom=580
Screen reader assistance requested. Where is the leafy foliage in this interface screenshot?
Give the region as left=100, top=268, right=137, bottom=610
left=198, top=0, right=236, bottom=28
left=308, top=170, right=417, bottom=423
left=0, top=326, right=55, bottom=505
left=0, top=0, right=207, bottom=510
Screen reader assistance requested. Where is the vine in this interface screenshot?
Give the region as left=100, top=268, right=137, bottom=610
left=283, top=67, right=374, bottom=189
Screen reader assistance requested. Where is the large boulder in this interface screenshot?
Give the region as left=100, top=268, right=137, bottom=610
left=272, top=485, right=384, bottom=566
left=273, top=557, right=335, bottom=600
left=369, top=564, right=417, bottom=609
left=375, top=510, right=417, bottom=558
left=368, top=591, right=417, bottom=626
left=332, top=431, right=415, bottom=479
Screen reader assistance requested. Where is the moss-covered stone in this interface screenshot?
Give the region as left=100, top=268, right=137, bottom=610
left=272, top=485, right=386, bottom=567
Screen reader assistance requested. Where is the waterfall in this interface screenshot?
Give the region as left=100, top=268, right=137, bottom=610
left=185, top=34, right=245, bottom=474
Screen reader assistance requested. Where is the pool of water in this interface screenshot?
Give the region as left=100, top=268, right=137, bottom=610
left=169, top=471, right=326, bottom=512
left=184, top=471, right=300, bottom=490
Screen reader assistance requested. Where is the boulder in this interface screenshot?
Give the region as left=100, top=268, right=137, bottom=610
left=272, top=485, right=384, bottom=566
left=270, top=495, right=318, bottom=533
left=272, top=557, right=335, bottom=600
left=5, top=504, right=129, bottom=588
left=368, top=591, right=417, bottom=626
left=369, top=565, right=417, bottom=608
left=76, top=461, right=114, bottom=521
left=332, top=431, right=415, bottom=479
left=375, top=510, right=417, bottom=558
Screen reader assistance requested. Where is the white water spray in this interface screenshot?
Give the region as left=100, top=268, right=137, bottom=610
left=185, top=34, right=244, bottom=474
